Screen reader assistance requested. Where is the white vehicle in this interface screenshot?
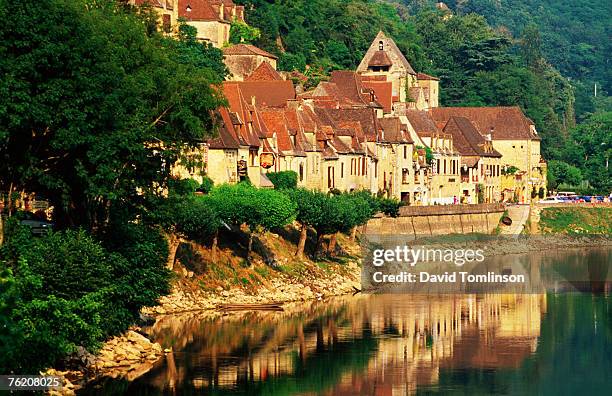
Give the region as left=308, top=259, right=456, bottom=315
left=538, top=196, right=565, bottom=204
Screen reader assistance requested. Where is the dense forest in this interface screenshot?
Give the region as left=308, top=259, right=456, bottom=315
left=234, top=0, right=611, bottom=193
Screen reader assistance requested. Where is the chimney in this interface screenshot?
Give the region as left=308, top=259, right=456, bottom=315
left=487, top=126, right=494, bottom=141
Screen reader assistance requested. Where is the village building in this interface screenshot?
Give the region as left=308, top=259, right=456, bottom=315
left=404, top=110, right=460, bottom=204
left=441, top=116, right=502, bottom=203
left=223, top=45, right=279, bottom=81
left=177, top=0, right=245, bottom=47
left=430, top=107, right=546, bottom=203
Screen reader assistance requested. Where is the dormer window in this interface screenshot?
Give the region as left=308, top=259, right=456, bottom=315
left=379, top=41, right=384, bottom=50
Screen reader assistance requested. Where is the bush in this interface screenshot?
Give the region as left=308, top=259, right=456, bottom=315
left=198, top=176, right=215, bottom=194
left=267, top=171, right=298, bottom=190
left=0, top=221, right=173, bottom=373
left=168, top=177, right=200, bottom=196
left=174, top=196, right=220, bottom=242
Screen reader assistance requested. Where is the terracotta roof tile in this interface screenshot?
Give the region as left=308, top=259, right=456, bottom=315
left=417, top=72, right=440, bottom=81
left=245, top=61, right=283, bottom=81
left=404, top=110, right=440, bottom=137
left=378, top=117, right=413, bottom=144
left=442, top=116, right=501, bottom=158
left=178, top=0, right=222, bottom=21
left=429, top=107, right=540, bottom=140
left=362, top=81, right=392, bottom=113
left=231, top=80, right=295, bottom=107
left=222, top=44, right=278, bottom=59
left=368, top=50, right=393, bottom=67
left=208, top=108, right=240, bottom=149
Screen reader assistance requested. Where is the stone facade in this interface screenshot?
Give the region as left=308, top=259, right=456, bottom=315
left=165, top=25, right=546, bottom=206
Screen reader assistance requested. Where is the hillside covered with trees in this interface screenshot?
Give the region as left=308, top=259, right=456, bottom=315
left=234, top=0, right=610, bottom=192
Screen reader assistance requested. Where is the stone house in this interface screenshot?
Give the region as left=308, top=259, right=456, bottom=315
left=430, top=106, right=546, bottom=203
left=404, top=110, right=461, bottom=205
left=441, top=116, right=502, bottom=203
left=223, top=45, right=279, bottom=81
left=378, top=117, right=416, bottom=202
left=178, top=0, right=245, bottom=47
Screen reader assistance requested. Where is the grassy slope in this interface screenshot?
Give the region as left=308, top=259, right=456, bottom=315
left=539, top=207, right=612, bottom=234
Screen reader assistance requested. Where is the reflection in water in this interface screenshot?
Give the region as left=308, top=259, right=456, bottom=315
left=81, top=248, right=612, bottom=395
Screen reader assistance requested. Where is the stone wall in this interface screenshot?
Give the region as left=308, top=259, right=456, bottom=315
left=366, top=203, right=505, bottom=236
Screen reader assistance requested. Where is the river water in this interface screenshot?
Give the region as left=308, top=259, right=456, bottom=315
left=82, top=248, right=612, bottom=395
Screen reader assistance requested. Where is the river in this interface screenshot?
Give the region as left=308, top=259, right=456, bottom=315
left=81, top=248, right=612, bottom=395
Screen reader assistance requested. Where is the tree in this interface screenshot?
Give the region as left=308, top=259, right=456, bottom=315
left=547, top=160, right=583, bottom=189
left=229, top=19, right=261, bottom=44
left=267, top=171, right=298, bottom=190
left=285, top=189, right=328, bottom=257
left=207, top=184, right=296, bottom=257
left=0, top=0, right=225, bottom=230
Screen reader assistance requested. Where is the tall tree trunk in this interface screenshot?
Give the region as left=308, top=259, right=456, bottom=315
left=314, top=233, right=325, bottom=259
left=0, top=213, right=4, bottom=247
left=295, top=223, right=308, bottom=257
left=246, top=231, right=253, bottom=266
left=328, top=233, right=337, bottom=256
left=350, top=226, right=357, bottom=242
left=211, top=230, right=219, bottom=262
left=166, top=234, right=181, bottom=271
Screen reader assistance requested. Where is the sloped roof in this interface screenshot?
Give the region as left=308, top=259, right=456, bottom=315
left=179, top=0, right=221, bottom=21
left=368, top=51, right=393, bottom=67
left=315, top=107, right=380, bottom=141
left=430, top=107, right=540, bottom=140
left=404, top=110, right=441, bottom=136
left=221, top=82, right=260, bottom=147
left=222, top=44, right=278, bottom=59
left=362, top=81, right=393, bottom=113
left=230, top=80, right=295, bottom=107
left=378, top=117, right=413, bottom=144
left=245, top=61, right=283, bottom=81
left=358, top=31, right=416, bottom=75
left=443, top=116, right=501, bottom=158
left=208, top=108, right=240, bottom=149
left=417, top=72, right=440, bottom=81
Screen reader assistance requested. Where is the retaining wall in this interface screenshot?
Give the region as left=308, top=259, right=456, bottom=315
left=366, top=203, right=505, bottom=236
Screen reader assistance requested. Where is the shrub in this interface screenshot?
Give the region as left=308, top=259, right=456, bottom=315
left=198, top=176, right=215, bottom=194
left=168, top=177, right=200, bottom=196
left=19, top=230, right=113, bottom=300
left=267, top=171, right=298, bottom=190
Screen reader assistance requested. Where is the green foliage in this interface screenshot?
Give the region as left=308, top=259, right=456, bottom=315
left=174, top=196, right=221, bottom=242
left=207, top=184, right=296, bottom=232
left=229, top=19, right=261, bottom=44
left=199, top=176, right=215, bottom=194
left=540, top=207, right=612, bottom=234
left=502, top=165, right=519, bottom=175
left=0, top=219, right=171, bottom=373
left=168, top=178, right=200, bottom=196
left=547, top=160, right=583, bottom=190
left=267, top=171, right=298, bottom=190
left=0, top=0, right=226, bottom=229
left=416, top=145, right=434, bottom=165
left=558, top=112, right=611, bottom=192
left=376, top=197, right=402, bottom=218
left=236, top=0, right=424, bottom=72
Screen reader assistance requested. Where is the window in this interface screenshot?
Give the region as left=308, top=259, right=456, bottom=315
left=402, top=168, right=409, bottom=184
left=379, top=40, right=384, bottom=50
left=362, top=157, right=366, bottom=175
left=299, top=163, right=304, bottom=182
left=162, top=14, right=171, bottom=33
left=341, top=162, right=344, bottom=178
left=403, top=146, right=407, bottom=159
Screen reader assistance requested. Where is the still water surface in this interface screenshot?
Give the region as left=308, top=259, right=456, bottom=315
left=83, top=249, right=612, bottom=395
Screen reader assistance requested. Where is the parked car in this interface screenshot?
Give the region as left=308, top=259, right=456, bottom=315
left=19, top=211, right=53, bottom=236
left=538, top=196, right=565, bottom=204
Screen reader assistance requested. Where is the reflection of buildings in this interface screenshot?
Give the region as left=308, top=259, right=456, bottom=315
left=138, top=294, right=546, bottom=395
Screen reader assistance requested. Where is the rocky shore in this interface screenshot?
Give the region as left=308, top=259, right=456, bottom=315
left=46, top=330, right=167, bottom=395
left=144, top=259, right=362, bottom=315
